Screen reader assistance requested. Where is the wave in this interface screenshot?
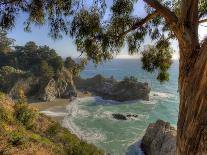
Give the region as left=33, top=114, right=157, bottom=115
left=40, top=110, right=67, bottom=117
left=150, top=91, right=175, bottom=99
left=62, top=98, right=106, bottom=143
left=141, top=91, right=175, bottom=105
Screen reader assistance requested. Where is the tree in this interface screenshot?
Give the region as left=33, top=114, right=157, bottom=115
left=64, top=57, right=76, bottom=70
left=64, top=57, right=86, bottom=76
left=39, top=60, right=54, bottom=79
left=0, top=30, right=14, bottom=53
left=1, top=0, right=207, bottom=154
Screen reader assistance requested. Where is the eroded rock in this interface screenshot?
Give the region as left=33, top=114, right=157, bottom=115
left=75, top=75, right=150, bottom=101
left=141, top=120, right=176, bottom=155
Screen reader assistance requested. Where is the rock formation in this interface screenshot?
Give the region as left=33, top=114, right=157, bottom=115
left=112, top=113, right=139, bottom=120
left=40, top=69, right=77, bottom=101
left=74, top=75, right=150, bottom=101
left=141, top=120, right=176, bottom=155
left=9, top=69, right=77, bottom=102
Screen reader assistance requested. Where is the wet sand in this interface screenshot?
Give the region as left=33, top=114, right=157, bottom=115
left=30, top=91, right=92, bottom=123
left=30, top=98, right=70, bottom=123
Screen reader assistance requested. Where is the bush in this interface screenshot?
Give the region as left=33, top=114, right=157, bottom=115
left=9, top=130, right=28, bottom=146
left=46, top=122, right=61, bottom=136
left=14, top=103, right=38, bottom=129
left=0, top=107, right=13, bottom=123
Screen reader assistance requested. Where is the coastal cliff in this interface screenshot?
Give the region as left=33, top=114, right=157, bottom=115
left=8, top=69, right=77, bottom=102
left=74, top=75, right=150, bottom=101
left=141, top=120, right=176, bottom=155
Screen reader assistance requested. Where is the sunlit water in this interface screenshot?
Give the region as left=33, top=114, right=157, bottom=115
left=63, top=59, right=179, bottom=155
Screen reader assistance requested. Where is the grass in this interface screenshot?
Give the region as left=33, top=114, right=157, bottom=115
left=0, top=93, right=104, bottom=155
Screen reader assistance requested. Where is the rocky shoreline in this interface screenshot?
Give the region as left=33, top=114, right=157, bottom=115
left=74, top=75, right=150, bottom=101
left=8, top=72, right=150, bottom=102
left=141, top=120, right=176, bottom=155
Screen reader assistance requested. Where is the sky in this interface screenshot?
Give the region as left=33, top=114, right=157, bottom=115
left=7, top=0, right=207, bottom=60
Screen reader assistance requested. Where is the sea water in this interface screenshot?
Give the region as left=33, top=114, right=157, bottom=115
left=63, top=59, right=179, bottom=155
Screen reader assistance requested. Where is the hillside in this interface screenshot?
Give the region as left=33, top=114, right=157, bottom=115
left=0, top=93, right=104, bottom=155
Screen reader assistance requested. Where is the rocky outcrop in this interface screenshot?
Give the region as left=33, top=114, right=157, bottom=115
left=141, top=120, right=176, bottom=155
left=9, top=69, right=77, bottom=102
left=74, top=75, right=150, bottom=101
left=112, top=113, right=139, bottom=120
left=40, top=69, right=77, bottom=101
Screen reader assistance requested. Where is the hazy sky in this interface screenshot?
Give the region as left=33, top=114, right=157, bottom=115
left=7, top=0, right=207, bottom=59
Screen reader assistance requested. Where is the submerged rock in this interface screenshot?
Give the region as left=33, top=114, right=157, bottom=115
left=141, top=120, right=176, bottom=155
left=74, top=75, right=150, bottom=101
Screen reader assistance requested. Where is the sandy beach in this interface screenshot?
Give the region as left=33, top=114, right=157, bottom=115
left=30, top=91, right=92, bottom=123
left=30, top=98, right=70, bottom=122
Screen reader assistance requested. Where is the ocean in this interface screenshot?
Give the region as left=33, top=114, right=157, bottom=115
left=62, top=59, right=179, bottom=155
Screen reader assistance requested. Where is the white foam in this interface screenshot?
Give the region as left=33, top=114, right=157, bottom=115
left=62, top=97, right=106, bottom=143
left=41, top=111, right=67, bottom=117
left=150, top=91, right=174, bottom=99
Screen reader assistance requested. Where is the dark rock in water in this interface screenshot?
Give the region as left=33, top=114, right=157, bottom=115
left=112, top=113, right=127, bottom=120
left=126, top=114, right=138, bottom=118
left=112, top=113, right=139, bottom=120
left=141, top=120, right=176, bottom=155
left=74, top=75, right=150, bottom=101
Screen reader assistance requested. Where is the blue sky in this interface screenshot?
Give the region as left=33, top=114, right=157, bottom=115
left=7, top=0, right=206, bottom=59
left=7, top=0, right=149, bottom=59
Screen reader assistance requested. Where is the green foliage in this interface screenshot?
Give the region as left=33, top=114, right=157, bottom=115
left=46, top=122, right=61, bottom=136
left=0, top=37, right=66, bottom=80
left=1, top=0, right=207, bottom=83
left=141, top=44, right=173, bottom=82
left=64, top=57, right=86, bottom=76
left=39, top=60, right=54, bottom=79
left=17, top=88, right=27, bottom=104
left=0, top=93, right=103, bottom=154
left=0, top=30, right=14, bottom=54
left=0, top=66, right=25, bottom=92
left=0, top=107, right=13, bottom=123
left=9, top=130, right=28, bottom=146
left=14, top=103, right=38, bottom=129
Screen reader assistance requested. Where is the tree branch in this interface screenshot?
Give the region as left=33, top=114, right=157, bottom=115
left=143, top=0, right=178, bottom=24
left=199, top=18, right=207, bottom=24
left=121, top=11, right=159, bottom=36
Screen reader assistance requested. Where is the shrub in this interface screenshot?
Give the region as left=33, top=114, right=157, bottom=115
left=46, top=122, right=61, bottom=136
left=9, top=130, right=28, bottom=146
left=14, top=103, right=37, bottom=129
left=0, top=107, right=13, bottom=123
left=17, top=88, right=27, bottom=104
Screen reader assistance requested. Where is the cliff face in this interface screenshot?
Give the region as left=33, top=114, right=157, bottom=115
left=141, top=120, right=176, bottom=155
left=9, top=69, right=77, bottom=102
left=75, top=75, right=150, bottom=101
left=40, top=69, right=77, bottom=101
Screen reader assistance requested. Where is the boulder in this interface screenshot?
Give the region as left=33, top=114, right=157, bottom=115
left=141, top=120, right=176, bottom=155
left=112, top=113, right=127, bottom=120
left=112, top=113, right=139, bottom=120
left=74, top=75, right=150, bottom=101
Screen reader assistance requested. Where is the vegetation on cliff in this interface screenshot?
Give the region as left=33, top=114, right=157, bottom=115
left=0, top=92, right=104, bottom=155
left=75, top=75, right=150, bottom=101
left=1, top=0, right=207, bottom=154
left=0, top=32, right=84, bottom=100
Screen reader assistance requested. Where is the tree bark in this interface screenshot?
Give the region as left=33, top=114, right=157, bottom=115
left=177, top=38, right=207, bottom=155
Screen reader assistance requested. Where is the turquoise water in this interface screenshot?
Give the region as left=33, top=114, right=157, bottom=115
left=63, top=59, right=179, bottom=155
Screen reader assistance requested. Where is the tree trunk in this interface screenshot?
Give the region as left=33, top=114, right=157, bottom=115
left=177, top=39, right=207, bottom=155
